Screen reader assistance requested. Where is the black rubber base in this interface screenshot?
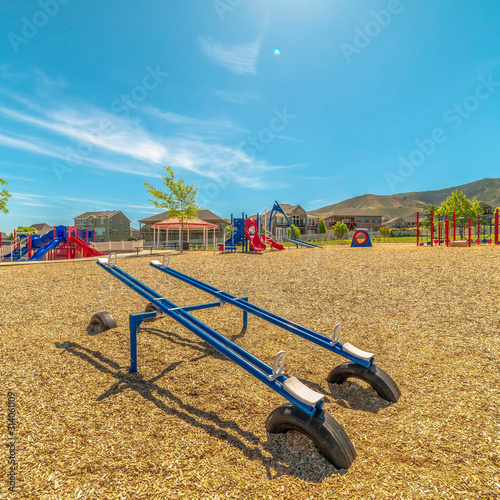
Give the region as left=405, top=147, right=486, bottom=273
left=143, top=303, right=159, bottom=323
left=88, top=312, right=117, bottom=333
left=266, top=403, right=356, bottom=469
left=327, top=362, right=401, bottom=403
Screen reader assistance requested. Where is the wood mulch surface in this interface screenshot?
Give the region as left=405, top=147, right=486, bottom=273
left=1, top=245, right=499, bottom=499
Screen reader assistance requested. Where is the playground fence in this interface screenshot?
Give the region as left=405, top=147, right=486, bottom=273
left=94, top=240, right=144, bottom=253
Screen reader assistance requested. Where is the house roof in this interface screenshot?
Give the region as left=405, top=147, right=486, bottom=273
left=385, top=217, right=407, bottom=224
left=75, top=210, right=122, bottom=219
left=1, top=232, right=9, bottom=241
left=406, top=212, right=424, bottom=223
left=139, top=210, right=226, bottom=225
left=31, top=223, right=51, bottom=230
left=151, top=218, right=217, bottom=229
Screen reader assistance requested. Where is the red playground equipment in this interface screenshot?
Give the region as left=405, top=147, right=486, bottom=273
left=416, top=209, right=499, bottom=247
left=1, top=225, right=105, bottom=262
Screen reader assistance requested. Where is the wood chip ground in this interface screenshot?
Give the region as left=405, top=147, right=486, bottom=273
left=1, top=245, right=499, bottom=499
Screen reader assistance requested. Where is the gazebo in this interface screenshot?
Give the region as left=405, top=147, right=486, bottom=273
left=151, top=217, right=217, bottom=251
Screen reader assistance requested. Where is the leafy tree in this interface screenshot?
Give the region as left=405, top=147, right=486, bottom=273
left=18, top=226, right=37, bottom=234
left=286, top=224, right=301, bottom=239
left=319, top=219, right=327, bottom=234
left=419, top=203, right=439, bottom=229
left=0, top=178, right=11, bottom=214
left=332, top=222, right=348, bottom=244
left=144, top=167, right=201, bottom=252
left=379, top=225, right=391, bottom=241
left=438, top=190, right=483, bottom=219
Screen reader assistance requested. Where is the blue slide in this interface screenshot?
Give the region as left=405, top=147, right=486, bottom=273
left=282, top=238, right=322, bottom=249
left=27, top=238, right=61, bottom=261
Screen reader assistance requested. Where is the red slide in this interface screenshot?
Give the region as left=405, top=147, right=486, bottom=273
left=244, top=219, right=266, bottom=252
left=67, top=235, right=106, bottom=258
left=261, top=234, right=285, bottom=250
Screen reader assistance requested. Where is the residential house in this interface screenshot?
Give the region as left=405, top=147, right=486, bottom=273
left=263, top=204, right=318, bottom=238
left=130, top=227, right=141, bottom=239
left=322, top=208, right=383, bottom=232
left=406, top=212, right=424, bottom=228
left=1, top=232, right=11, bottom=245
left=478, top=201, right=494, bottom=215
left=74, top=211, right=131, bottom=243
left=139, top=209, right=228, bottom=242
left=384, top=217, right=410, bottom=229
left=16, top=223, right=52, bottom=235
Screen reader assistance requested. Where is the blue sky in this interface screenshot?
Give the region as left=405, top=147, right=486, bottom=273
left=1, top=0, right=500, bottom=233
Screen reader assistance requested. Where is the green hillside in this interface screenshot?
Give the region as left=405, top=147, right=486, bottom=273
left=314, top=178, right=500, bottom=219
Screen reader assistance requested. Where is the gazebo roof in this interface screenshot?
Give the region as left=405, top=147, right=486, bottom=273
left=151, top=218, right=217, bottom=229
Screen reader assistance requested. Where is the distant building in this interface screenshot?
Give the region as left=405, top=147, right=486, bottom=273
left=260, top=204, right=320, bottom=238
left=16, top=223, right=52, bottom=235
left=130, top=227, right=141, bottom=239
left=478, top=201, right=494, bottom=215
left=384, top=217, right=410, bottom=229
left=0, top=232, right=11, bottom=244
left=406, top=212, right=424, bottom=228
left=322, top=208, right=383, bottom=232
left=74, top=211, right=130, bottom=243
left=138, top=209, right=228, bottom=242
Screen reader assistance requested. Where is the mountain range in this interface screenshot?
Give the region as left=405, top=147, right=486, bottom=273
left=313, top=178, right=500, bottom=219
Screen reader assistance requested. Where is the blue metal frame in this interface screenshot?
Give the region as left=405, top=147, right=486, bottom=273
left=149, top=262, right=374, bottom=368
left=97, top=260, right=324, bottom=416
left=267, top=201, right=298, bottom=248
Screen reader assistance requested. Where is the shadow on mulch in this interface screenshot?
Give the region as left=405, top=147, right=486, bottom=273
left=55, top=338, right=344, bottom=481
left=328, top=381, right=393, bottom=413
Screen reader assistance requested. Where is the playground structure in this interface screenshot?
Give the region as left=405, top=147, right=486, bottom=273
left=220, top=213, right=284, bottom=252
left=351, top=230, right=373, bottom=248
left=1, top=226, right=104, bottom=262
left=91, top=253, right=401, bottom=469
left=416, top=209, right=500, bottom=247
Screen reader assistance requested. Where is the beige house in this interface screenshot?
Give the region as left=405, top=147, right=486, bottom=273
left=262, top=204, right=321, bottom=238
left=74, top=211, right=131, bottom=243
left=384, top=217, right=410, bottom=229
left=322, top=208, right=383, bottom=232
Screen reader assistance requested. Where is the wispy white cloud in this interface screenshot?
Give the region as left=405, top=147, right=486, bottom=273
left=214, top=90, right=260, bottom=104
left=199, top=36, right=261, bottom=75
left=0, top=89, right=298, bottom=190
left=34, top=69, right=67, bottom=88
left=142, top=105, right=248, bottom=134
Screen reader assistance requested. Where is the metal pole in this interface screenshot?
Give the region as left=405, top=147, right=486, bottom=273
left=495, top=209, right=499, bottom=245
left=416, top=212, right=419, bottom=246
left=453, top=212, right=456, bottom=241
left=430, top=210, right=434, bottom=247
left=468, top=217, right=472, bottom=247
left=477, top=214, right=481, bottom=244
left=445, top=216, right=449, bottom=247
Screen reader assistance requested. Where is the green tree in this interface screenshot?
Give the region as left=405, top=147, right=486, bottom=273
left=18, top=226, right=37, bottom=234
left=379, top=225, right=391, bottom=241
left=286, top=224, right=301, bottom=239
left=438, top=190, right=483, bottom=219
left=144, top=167, right=201, bottom=252
left=332, top=222, right=348, bottom=244
left=419, top=203, right=439, bottom=229
left=319, top=219, right=327, bottom=234
left=0, top=178, right=11, bottom=214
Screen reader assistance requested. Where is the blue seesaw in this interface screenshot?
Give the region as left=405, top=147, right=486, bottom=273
left=90, top=254, right=400, bottom=469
